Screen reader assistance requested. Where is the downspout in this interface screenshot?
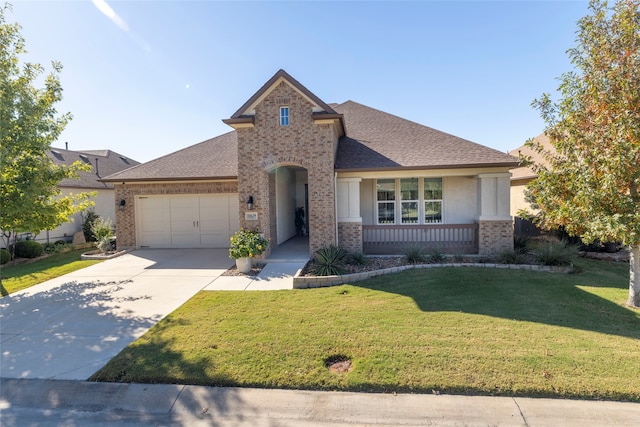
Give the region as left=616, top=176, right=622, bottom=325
left=334, top=172, right=339, bottom=247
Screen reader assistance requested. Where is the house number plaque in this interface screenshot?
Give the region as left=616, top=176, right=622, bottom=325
left=245, top=212, right=258, bottom=221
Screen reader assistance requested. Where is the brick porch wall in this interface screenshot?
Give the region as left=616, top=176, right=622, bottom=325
left=478, top=220, right=513, bottom=256
left=338, top=222, right=363, bottom=254
left=114, top=181, right=237, bottom=249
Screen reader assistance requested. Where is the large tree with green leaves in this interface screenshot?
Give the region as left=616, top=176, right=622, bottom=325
left=526, top=0, right=640, bottom=307
left=0, top=5, right=93, bottom=250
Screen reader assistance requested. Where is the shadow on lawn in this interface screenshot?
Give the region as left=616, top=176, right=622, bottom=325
left=353, top=266, right=640, bottom=340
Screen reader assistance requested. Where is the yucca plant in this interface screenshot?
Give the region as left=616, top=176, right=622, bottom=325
left=346, top=252, right=369, bottom=266
left=312, top=245, right=347, bottom=276
left=427, top=247, right=446, bottom=263
left=403, top=244, right=425, bottom=264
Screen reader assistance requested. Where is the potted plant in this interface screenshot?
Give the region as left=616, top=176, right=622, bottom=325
left=229, top=229, right=270, bottom=273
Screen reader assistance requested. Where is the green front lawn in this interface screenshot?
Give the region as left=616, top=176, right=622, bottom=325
left=91, top=258, right=640, bottom=401
left=0, top=249, right=101, bottom=296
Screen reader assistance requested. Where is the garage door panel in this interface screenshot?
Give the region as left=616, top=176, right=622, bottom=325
left=137, top=194, right=238, bottom=249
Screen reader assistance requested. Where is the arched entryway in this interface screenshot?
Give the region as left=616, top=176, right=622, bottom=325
left=268, top=165, right=310, bottom=260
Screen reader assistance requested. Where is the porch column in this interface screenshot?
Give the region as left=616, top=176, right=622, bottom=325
left=477, top=173, right=513, bottom=255
left=336, top=177, right=363, bottom=253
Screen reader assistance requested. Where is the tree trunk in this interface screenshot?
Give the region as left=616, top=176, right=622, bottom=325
left=628, top=245, right=640, bottom=308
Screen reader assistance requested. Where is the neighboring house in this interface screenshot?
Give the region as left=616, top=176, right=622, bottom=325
left=508, top=133, right=553, bottom=216
left=31, top=148, right=140, bottom=244
left=508, top=134, right=554, bottom=236
left=102, top=70, right=518, bottom=257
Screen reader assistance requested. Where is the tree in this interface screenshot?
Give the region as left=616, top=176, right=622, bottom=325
left=0, top=5, right=93, bottom=250
left=525, top=0, right=640, bottom=307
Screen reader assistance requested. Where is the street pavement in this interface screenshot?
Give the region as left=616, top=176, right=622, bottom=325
left=1, top=378, right=639, bottom=426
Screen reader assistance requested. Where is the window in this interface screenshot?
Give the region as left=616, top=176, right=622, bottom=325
left=376, top=179, right=395, bottom=224
left=280, top=106, right=289, bottom=126
left=424, top=178, right=443, bottom=223
left=400, top=178, right=419, bottom=224
left=376, top=178, right=443, bottom=225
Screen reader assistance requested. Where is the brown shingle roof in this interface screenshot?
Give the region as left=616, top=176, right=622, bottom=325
left=101, top=132, right=237, bottom=182
left=103, top=102, right=519, bottom=182
left=333, top=101, right=518, bottom=171
left=508, top=133, right=553, bottom=181
left=47, top=148, right=140, bottom=189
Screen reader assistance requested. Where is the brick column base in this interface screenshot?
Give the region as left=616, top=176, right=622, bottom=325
left=478, top=220, right=513, bottom=256
left=338, top=222, right=363, bottom=254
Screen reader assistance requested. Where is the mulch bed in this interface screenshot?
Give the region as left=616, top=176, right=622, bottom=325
left=222, top=263, right=266, bottom=277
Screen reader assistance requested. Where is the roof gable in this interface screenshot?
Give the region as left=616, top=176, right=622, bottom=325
left=508, top=133, right=554, bottom=181
left=229, top=69, right=338, bottom=118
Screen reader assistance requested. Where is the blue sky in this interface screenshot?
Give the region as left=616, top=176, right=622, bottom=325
left=10, top=0, right=589, bottom=163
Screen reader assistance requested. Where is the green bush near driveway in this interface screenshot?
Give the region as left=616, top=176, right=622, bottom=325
left=91, top=258, right=639, bottom=401
left=14, top=240, right=44, bottom=258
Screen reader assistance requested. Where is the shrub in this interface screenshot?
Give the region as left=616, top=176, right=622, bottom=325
left=497, top=249, right=526, bottom=264
left=346, top=252, right=368, bottom=266
left=427, top=247, right=446, bottom=264
left=91, top=217, right=114, bottom=241
left=44, top=241, right=74, bottom=254
left=1, top=248, right=10, bottom=264
left=513, top=235, right=530, bottom=254
left=533, top=240, right=578, bottom=266
left=229, top=229, right=270, bottom=259
left=403, top=244, right=425, bottom=264
left=82, top=210, right=101, bottom=242
left=14, top=240, right=44, bottom=258
left=312, top=245, right=346, bottom=276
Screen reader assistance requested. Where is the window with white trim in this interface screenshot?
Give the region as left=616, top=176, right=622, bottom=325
left=376, top=179, right=395, bottom=224
left=400, top=178, right=419, bottom=224
left=423, top=178, right=443, bottom=223
left=280, top=106, right=289, bottom=126
left=376, top=178, right=443, bottom=224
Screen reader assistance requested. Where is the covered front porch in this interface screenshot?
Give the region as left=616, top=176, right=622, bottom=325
left=336, top=173, right=513, bottom=256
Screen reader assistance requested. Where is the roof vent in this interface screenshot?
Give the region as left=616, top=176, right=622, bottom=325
left=119, top=156, right=130, bottom=165
left=51, top=150, right=64, bottom=161
left=79, top=154, right=91, bottom=164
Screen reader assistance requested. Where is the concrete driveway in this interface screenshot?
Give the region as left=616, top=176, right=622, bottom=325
left=0, top=249, right=233, bottom=381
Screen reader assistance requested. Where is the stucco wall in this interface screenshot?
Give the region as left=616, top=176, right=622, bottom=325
left=276, top=168, right=297, bottom=244
left=30, top=188, right=114, bottom=244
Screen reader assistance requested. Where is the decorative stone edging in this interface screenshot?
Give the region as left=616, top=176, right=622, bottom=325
left=80, top=249, right=130, bottom=260
left=292, top=263, right=573, bottom=289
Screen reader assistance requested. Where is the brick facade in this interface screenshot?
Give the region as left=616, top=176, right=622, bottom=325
left=338, top=222, right=363, bottom=253
left=478, top=220, right=513, bottom=256
left=114, top=181, right=237, bottom=249
left=235, top=81, right=339, bottom=256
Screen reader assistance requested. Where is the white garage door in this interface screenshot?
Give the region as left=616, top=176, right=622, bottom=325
left=136, top=194, right=239, bottom=248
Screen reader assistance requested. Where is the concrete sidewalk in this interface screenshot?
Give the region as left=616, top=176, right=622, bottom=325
left=1, top=378, right=638, bottom=426
left=205, top=262, right=306, bottom=291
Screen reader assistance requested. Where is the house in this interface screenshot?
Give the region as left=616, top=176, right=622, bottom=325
left=508, top=133, right=553, bottom=217
left=102, top=70, right=518, bottom=257
left=34, top=147, right=140, bottom=243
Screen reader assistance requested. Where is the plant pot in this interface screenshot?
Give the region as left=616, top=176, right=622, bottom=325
left=235, top=257, right=253, bottom=274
